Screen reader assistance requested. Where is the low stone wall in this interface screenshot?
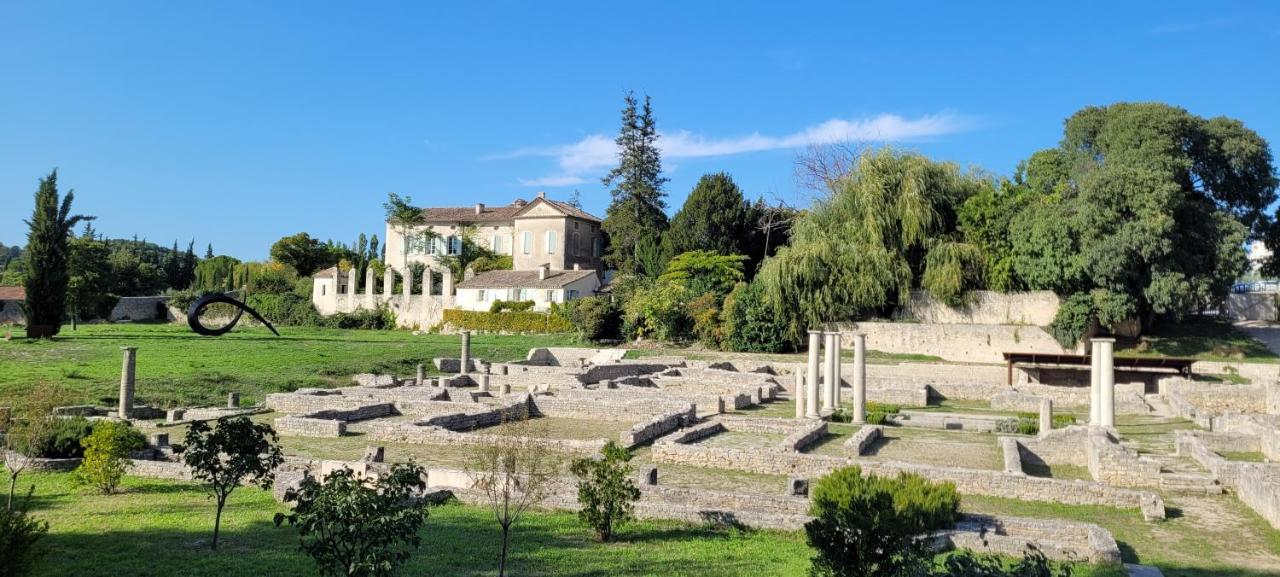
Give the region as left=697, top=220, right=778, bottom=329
left=1000, top=437, right=1024, bottom=475
left=842, top=322, right=1077, bottom=364
left=991, top=391, right=1046, bottom=412
left=108, top=296, right=171, bottom=322
left=1177, top=431, right=1280, bottom=528
left=1, top=452, right=81, bottom=472
left=369, top=421, right=605, bottom=454
left=420, top=396, right=531, bottom=431
left=932, top=514, right=1122, bottom=565
left=780, top=421, right=828, bottom=452
left=862, top=385, right=930, bottom=407
left=1086, top=429, right=1161, bottom=489
left=1019, top=426, right=1089, bottom=468
left=650, top=431, right=1164, bottom=519
left=1211, top=413, right=1280, bottom=461
left=128, top=459, right=195, bottom=480
left=843, top=426, right=882, bottom=456
left=620, top=406, right=696, bottom=447
left=890, top=411, right=1006, bottom=433
left=1161, top=378, right=1266, bottom=416
left=276, top=416, right=347, bottom=437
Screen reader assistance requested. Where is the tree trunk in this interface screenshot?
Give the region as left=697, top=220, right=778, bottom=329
left=212, top=495, right=226, bottom=550
left=7, top=471, right=16, bottom=511
left=498, top=523, right=510, bottom=577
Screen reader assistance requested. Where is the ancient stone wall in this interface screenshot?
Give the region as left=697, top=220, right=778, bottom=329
left=843, top=426, right=882, bottom=456
left=842, top=322, right=1077, bottom=364
left=901, top=290, right=1061, bottom=326
left=1177, top=431, right=1280, bottom=528
left=1000, top=437, right=1024, bottom=475
left=619, top=406, right=696, bottom=447
left=781, top=421, right=828, bottom=452
left=932, top=514, right=1122, bottom=565
left=108, top=296, right=171, bottom=321
left=276, top=416, right=347, bottom=437
left=1086, top=429, right=1161, bottom=489
left=1018, top=426, right=1090, bottom=467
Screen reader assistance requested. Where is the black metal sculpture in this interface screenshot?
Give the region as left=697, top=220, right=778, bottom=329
left=187, top=293, right=280, bottom=336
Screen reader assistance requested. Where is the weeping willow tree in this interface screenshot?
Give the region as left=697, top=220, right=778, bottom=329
left=759, top=148, right=985, bottom=341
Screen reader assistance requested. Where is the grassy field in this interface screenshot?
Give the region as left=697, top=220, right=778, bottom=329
left=13, top=472, right=1126, bottom=577
left=1114, top=318, right=1279, bottom=362
left=0, top=323, right=578, bottom=407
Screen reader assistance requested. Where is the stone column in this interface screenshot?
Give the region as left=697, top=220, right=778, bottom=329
left=402, top=268, right=412, bottom=299
left=227, top=392, right=239, bottom=408
left=1099, top=338, right=1116, bottom=428
left=416, top=363, right=425, bottom=386
left=421, top=268, right=432, bottom=296
left=1089, top=339, right=1102, bottom=426
left=364, top=268, right=375, bottom=308
left=382, top=268, right=395, bottom=299
left=442, top=268, right=454, bottom=298
left=794, top=366, right=805, bottom=420
left=1038, top=398, right=1053, bottom=437
left=459, top=330, right=472, bottom=375
left=822, top=332, right=836, bottom=412
left=119, top=347, right=137, bottom=419
left=479, top=373, right=491, bottom=393
left=832, top=332, right=843, bottom=406
left=852, top=333, right=867, bottom=424
left=806, top=331, right=821, bottom=419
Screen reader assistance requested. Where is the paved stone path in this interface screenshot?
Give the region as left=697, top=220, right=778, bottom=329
left=1234, top=320, right=1280, bottom=356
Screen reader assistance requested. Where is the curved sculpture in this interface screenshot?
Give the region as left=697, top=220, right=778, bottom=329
left=186, top=293, right=280, bottom=337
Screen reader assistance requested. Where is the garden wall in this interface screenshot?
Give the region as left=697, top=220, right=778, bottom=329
left=901, top=290, right=1061, bottom=326
left=845, top=322, right=1077, bottom=364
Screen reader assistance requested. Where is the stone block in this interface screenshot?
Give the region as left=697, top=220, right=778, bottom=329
left=150, top=433, right=170, bottom=447
left=362, top=446, right=385, bottom=463
left=227, top=392, right=240, bottom=408
left=166, top=408, right=186, bottom=423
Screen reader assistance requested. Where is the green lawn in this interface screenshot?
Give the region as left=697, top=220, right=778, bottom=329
left=1114, top=318, right=1279, bottom=363
left=0, top=323, right=578, bottom=407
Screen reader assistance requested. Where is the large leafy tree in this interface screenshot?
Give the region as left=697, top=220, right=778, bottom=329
left=1014, top=103, right=1275, bottom=328
left=382, top=193, right=436, bottom=273
left=758, top=148, right=983, bottom=341
left=67, top=237, right=116, bottom=323
left=601, top=92, right=669, bottom=274
left=22, top=170, right=94, bottom=336
left=270, top=232, right=334, bottom=277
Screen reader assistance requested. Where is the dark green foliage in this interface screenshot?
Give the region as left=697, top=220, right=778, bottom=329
left=245, top=264, right=297, bottom=294
left=658, top=251, right=747, bottom=297
left=383, top=193, right=434, bottom=273
left=443, top=309, right=574, bottom=333
left=435, top=225, right=498, bottom=281
left=1047, top=290, right=1136, bottom=347
left=721, top=281, right=793, bottom=353
left=22, top=417, right=94, bottom=459
left=269, top=232, right=334, bottom=277
left=938, top=548, right=1072, bottom=577
left=177, top=417, right=284, bottom=550
left=275, top=463, right=430, bottom=577
left=22, top=170, right=94, bottom=335
left=663, top=173, right=760, bottom=266
left=0, top=486, right=49, bottom=577
left=489, top=300, right=535, bottom=313
left=322, top=306, right=397, bottom=330
left=553, top=296, right=622, bottom=341
left=193, top=255, right=243, bottom=292
left=74, top=420, right=146, bottom=494
left=601, top=93, right=669, bottom=274
left=570, top=441, right=640, bottom=542
left=805, top=466, right=959, bottom=577
left=67, top=237, right=118, bottom=321
left=244, top=293, right=324, bottom=327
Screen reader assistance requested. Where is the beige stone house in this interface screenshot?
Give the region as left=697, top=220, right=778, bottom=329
left=311, top=192, right=603, bottom=327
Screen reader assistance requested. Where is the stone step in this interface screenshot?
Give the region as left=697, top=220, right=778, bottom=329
left=1159, top=472, right=1222, bottom=495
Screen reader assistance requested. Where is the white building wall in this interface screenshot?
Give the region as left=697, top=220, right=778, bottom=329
left=383, top=222, right=515, bottom=272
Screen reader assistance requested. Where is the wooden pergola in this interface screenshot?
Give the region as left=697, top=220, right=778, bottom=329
left=1000, top=352, right=1195, bottom=386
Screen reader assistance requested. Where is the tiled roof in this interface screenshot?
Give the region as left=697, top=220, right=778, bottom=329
left=421, top=201, right=526, bottom=224
left=312, top=266, right=340, bottom=279
left=520, top=197, right=602, bottom=223
left=0, top=286, right=25, bottom=300
left=455, top=269, right=596, bottom=290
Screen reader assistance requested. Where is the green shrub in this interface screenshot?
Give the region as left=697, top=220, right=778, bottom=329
left=806, top=466, right=959, bottom=577
left=622, top=281, right=690, bottom=341
left=1048, top=289, right=1135, bottom=347
left=443, top=309, right=573, bottom=333
left=24, top=417, right=94, bottom=459
left=74, top=420, right=145, bottom=494
left=938, top=548, right=1073, bottom=577
left=0, top=486, right=49, bottom=577
left=570, top=441, right=640, bottom=542
left=245, top=292, right=324, bottom=327
left=246, top=263, right=298, bottom=294
left=489, top=300, right=535, bottom=313
left=323, top=306, right=396, bottom=330
left=1014, top=412, right=1076, bottom=432
left=721, top=280, right=794, bottom=353
left=553, top=296, right=621, bottom=341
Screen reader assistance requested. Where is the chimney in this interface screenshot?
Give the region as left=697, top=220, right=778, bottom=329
left=536, top=191, right=546, bottom=199
left=573, top=263, right=581, bottom=271
left=538, top=263, right=549, bottom=280
left=475, top=203, right=485, bottom=215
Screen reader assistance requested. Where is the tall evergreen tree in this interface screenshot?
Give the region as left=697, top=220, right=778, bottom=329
left=179, top=240, right=198, bottom=289
left=601, top=92, right=668, bottom=274
left=663, top=172, right=752, bottom=258
left=22, top=170, right=94, bottom=336
left=205, top=243, right=214, bottom=259
left=164, top=240, right=182, bottom=288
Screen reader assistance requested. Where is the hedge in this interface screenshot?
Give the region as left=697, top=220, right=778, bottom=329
left=443, top=308, right=574, bottom=333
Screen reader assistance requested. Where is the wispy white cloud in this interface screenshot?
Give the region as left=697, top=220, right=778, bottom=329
left=1149, top=18, right=1234, bottom=35
left=500, top=112, right=976, bottom=187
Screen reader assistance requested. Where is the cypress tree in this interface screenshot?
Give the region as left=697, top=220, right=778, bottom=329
left=601, top=92, right=669, bottom=274
left=663, top=172, right=752, bottom=258
left=22, top=170, right=94, bottom=337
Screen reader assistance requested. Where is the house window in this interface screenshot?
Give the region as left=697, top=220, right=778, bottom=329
left=545, top=289, right=554, bottom=302
left=492, top=235, right=502, bottom=254
left=522, top=231, right=532, bottom=254
left=546, top=231, right=556, bottom=254
left=571, top=232, right=580, bottom=256
left=574, top=221, right=579, bottom=230
left=592, top=236, right=602, bottom=257
left=448, top=236, right=462, bottom=255
left=426, top=237, right=438, bottom=255
left=321, top=285, right=326, bottom=296
left=516, top=288, right=528, bottom=301
left=478, top=289, right=487, bottom=301
left=569, top=289, right=579, bottom=299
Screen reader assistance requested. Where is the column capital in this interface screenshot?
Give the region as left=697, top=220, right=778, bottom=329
left=1089, top=337, right=1117, bottom=343
left=120, top=346, right=138, bottom=352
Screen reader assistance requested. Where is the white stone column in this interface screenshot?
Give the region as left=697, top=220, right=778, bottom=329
left=442, top=268, right=454, bottom=298
left=416, top=363, right=425, bottom=386
left=806, top=331, right=821, bottom=419
left=402, top=269, right=412, bottom=299
left=364, top=268, right=375, bottom=308
left=119, top=346, right=137, bottom=419
left=1099, top=337, right=1116, bottom=428
left=852, top=333, right=867, bottom=424
left=794, top=365, right=805, bottom=420
left=421, top=268, right=432, bottom=296
left=382, top=268, right=394, bottom=299
left=832, top=332, right=843, bottom=407
left=822, top=332, right=836, bottom=412
left=1038, top=398, right=1053, bottom=437
left=348, top=268, right=361, bottom=308
left=1089, top=339, right=1102, bottom=426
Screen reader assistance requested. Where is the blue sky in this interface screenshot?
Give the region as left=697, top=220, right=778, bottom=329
left=2, top=1, right=1278, bottom=259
